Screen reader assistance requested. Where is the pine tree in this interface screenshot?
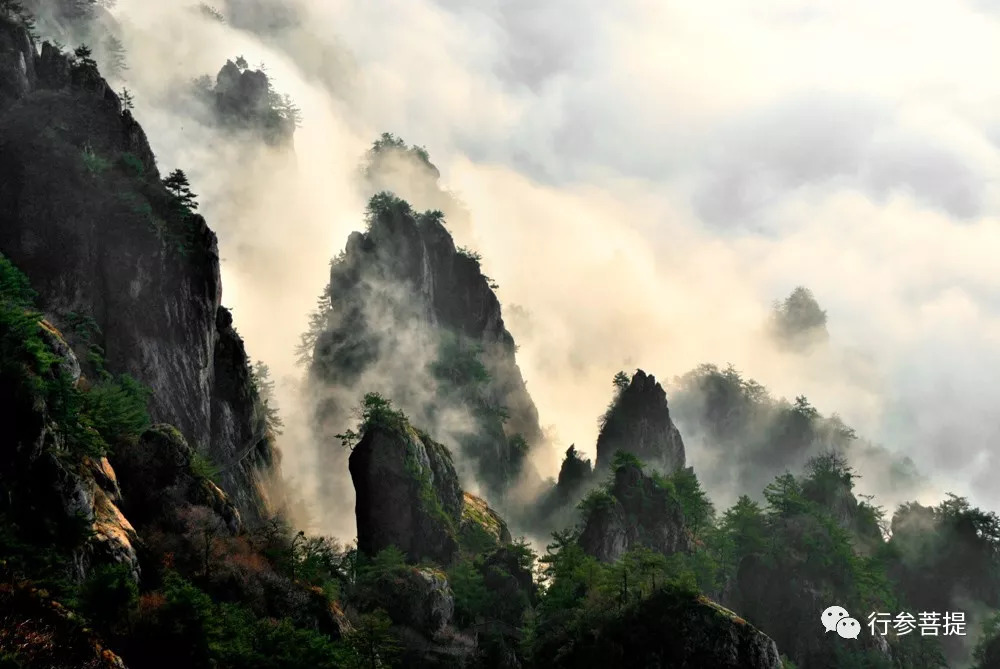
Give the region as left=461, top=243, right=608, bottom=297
left=279, top=93, right=303, bottom=127
left=119, top=87, right=134, bottom=112
left=73, top=44, right=98, bottom=70
left=104, top=35, right=127, bottom=78
left=252, top=362, right=284, bottom=434
left=162, top=169, right=199, bottom=213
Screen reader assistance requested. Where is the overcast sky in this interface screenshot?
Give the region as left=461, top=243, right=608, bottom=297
left=114, top=0, right=1000, bottom=519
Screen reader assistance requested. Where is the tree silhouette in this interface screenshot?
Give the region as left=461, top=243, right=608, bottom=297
left=104, top=35, right=128, bottom=77
left=163, top=169, right=199, bottom=212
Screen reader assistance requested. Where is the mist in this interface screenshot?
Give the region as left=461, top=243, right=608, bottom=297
left=73, top=0, right=1000, bottom=538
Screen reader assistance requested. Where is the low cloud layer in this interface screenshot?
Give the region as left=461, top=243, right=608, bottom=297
left=86, top=0, right=1000, bottom=533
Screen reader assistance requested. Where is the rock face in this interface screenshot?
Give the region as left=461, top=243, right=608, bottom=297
left=208, top=59, right=295, bottom=146
left=110, top=424, right=243, bottom=535
left=459, top=491, right=512, bottom=553
left=537, top=588, right=783, bottom=669
left=356, top=564, right=456, bottom=637
left=349, top=424, right=463, bottom=565
left=0, top=20, right=277, bottom=524
left=312, top=196, right=542, bottom=498
left=555, top=444, right=594, bottom=501
left=0, top=317, right=140, bottom=583
left=595, top=369, right=685, bottom=473
left=579, top=461, right=691, bottom=563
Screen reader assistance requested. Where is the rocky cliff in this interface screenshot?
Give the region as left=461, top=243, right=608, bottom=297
left=349, top=419, right=463, bottom=566
left=595, top=369, right=685, bottom=473
left=312, top=192, right=542, bottom=500
left=0, top=309, right=140, bottom=586
left=195, top=58, right=297, bottom=146
left=0, top=15, right=278, bottom=523
left=579, top=458, right=692, bottom=563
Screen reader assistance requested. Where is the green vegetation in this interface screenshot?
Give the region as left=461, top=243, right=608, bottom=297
left=0, top=255, right=149, bottom=604
left=663, top=467, right=715, bottom=537
left=158, top=168, right=209, bottom=256
left=769, top=286, right=828, bottom=348
left=456, top=246, right=482, bottom=263
left=190, top=451, right=222, bottom=484
left=599, top=370, right=631, bottom=429
left=431, top=334, right=490, bottom=386
left=361, top=132, right=436, bottom=180
left=335, top=392, right=413, bottom=450
left=364, top=191, right=412, bottom=230
left=163, top=169, right=199, bottom=212
left=0, top=254, right=149, bottom=459
left=103, top=35, right=127, bottom=78
left=80, top=142, right=111, bottom=174
left=250, top=361, right=284, bottom=435
left=117, top=151, right=143, bottom=176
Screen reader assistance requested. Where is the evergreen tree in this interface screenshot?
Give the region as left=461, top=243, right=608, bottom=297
left=120, top=87, right=135, bottom=112
left=104, top=35, right=128, bottom=78
left=162, top=169, right=199, bottom=212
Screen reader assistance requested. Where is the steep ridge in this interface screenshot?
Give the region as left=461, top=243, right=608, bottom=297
left=595, top=369, right=685, bottom=473
left=0, top=14, right=278, bottom=522
left=308, top=190, right=542, bottom=502
left=578, top=456, right=692, bottom=563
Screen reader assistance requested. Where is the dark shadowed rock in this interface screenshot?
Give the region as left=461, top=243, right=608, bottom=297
left=579, top=461, right=691, bottom=563
left=595, top=369, right=685, bottom=473
left=355, top=563, right=455, bottom=637
left=0, top=15, right=36, bottom=107
left=535, top=587, right=783, bottom=669
left=349, top=424, right=462, bottom=565
left=556, top=444, right=594, bottom=500
left=0, top=320, right=139, bottom=583
left=0, top=24, right=278, bottom=524
left=0, top=583, right=129, bottom=668
left=111, top=424, right=242, bottom=535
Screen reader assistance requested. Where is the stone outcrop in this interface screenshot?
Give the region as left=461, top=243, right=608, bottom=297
left=349, top=423, right=462, bottom=565
left=595, top=369, right=685, bottom=473
left=579, top=460, right=691, bottom=563
left=355, top=564, right=455, bottom=637
left=536, top=588, right=783, bottom=669
left=207, top=59, right=295, bottom=146
left=459, top=491, right=511, bottom=553
left=0, top=316, right=139, bottom=583
left=0, top=18, right=278, bottom=524
left=110, top=424, right=243, bottom=535
left=313, top=196, right=542, bottom=499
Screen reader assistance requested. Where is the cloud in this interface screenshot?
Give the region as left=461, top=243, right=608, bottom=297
left=95, top=0, right=1000, bottom=534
